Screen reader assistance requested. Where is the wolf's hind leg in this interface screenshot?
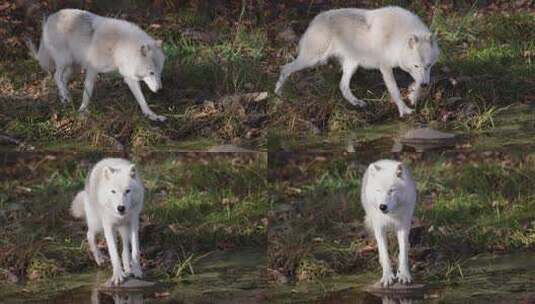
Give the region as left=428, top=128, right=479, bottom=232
left=339, top=59, right=366, bottom=107
left=275, top=52, right=324, bottom=96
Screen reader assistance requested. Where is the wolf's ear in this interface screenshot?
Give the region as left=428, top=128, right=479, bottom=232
left=103, top=166, right=116, bottom=180
left=396, top=164, right=403, bottom=179
left=129, top=164, right=136, bottom=178
left=408, top=35, right=419, bottom=49
left=155, top=39, right=163, bottom=48
left=140, top=44, right=150, bottom=57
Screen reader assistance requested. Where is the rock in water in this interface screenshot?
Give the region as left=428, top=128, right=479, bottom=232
left=100, top=278, right=156, bottom=290
left=208, top=144, right=256, bottom=152
left=365, top=281, right=427, bottom=296
left=398, top=127, right=458, bottom=152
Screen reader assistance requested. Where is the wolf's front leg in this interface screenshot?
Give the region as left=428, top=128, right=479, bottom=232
left=78, top=68, right=98, bottom=113
left=129, top=216, right=143, bottom=278
left=118, top=226, right=132, bottom=276
left=379, top=66, right=414, bottom=117
left=54, top=65, right=73, bottom=104
left=103, top=225, right=126, bottom=285
left=408, top=82, right=422, bottom=106
left=87, top=229, right=104, bottom=266
left=374, top=226, right=395, bottom=287
left=396, top=226, right=412, bottom=284
left=124, top=78, right=167, bottom=122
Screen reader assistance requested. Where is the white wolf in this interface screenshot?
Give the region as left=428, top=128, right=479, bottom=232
left=25, top=9, right=167, bottom=121
left=275, top=6, right=440, bottom=117
left=361, top=159, right=417, bottom=287
left=71, top=158, right=145, bottom=285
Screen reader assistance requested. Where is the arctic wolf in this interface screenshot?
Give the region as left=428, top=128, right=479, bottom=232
left=26, top=9, right=166, bottom=121
left=71, top=158, right=145, bottom=285
left=275, top=6, right=440, bottom=117
left=361, top=159, right=417, bottom=287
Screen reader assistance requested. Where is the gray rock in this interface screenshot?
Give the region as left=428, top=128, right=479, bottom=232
left=365, top=281, right=427, bottom=296
left=398, top=127, right=458, bottom=152
left=100, top=278, right=156, bottom=290
left=208, top=144, right=256, bottom=152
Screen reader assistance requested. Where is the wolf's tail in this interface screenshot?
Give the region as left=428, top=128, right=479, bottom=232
left=71, top=191, right=87, bottom=219
left=24, top=15, right=54, bottom=72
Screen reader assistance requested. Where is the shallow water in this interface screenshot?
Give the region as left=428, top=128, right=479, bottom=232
left=272, top=103, right=535, bottom=153
left=275, top=252, right=535, bottom=303
left=3, top=252, right=534, bottom=303
left=1, top=249, right=267, bottom=304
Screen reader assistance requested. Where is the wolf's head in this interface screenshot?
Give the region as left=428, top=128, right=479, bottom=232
left=367, top=162, right=407, bottom=215
left=399, top=33, right=439, bottom=87
left=100, top=164, right=140, bottom=218
left=135, top=40, right=166, bottom=92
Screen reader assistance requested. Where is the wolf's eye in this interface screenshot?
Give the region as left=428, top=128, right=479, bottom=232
left=388, top=189, right=394, bottom=194
left=111, top=190, right=116, bottom=194
left=150, top=71, right=155, bottom=75
left=414, top=65, right=419, bottom=68
left=125, top=189, right=131, bottom=194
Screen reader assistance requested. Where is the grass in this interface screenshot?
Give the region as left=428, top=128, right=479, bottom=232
left=0, top=152, right=268, bottom=283
left=416, top=156, right=535, bottom=255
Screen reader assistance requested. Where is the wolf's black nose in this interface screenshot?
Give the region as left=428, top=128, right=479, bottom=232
left=421, top=83, right=428, bottom=88
left=379, top=204, right=387, bottom=211
left=117, top=205, right=125, bottom=213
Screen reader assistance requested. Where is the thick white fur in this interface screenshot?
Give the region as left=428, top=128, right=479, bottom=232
left=71, top=158, right=145, bottom=285
left=26, top=9, right=166, bottom=121
left=361, top=159, right=417, bottom=287
left=275, top=6, right=440, bottom=117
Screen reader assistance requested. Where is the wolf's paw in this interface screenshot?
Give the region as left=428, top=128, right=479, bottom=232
left=408, top=91, right=419, bottom=106
left=130, top=264, right=143, bottom=279
left=380, top=271, right=396, bottom=287
left=59, top=96, right=71, bottom=105
left=94, top=255, right=103, bottom=266
left=398, top=107, right=414, bottom=118
left=110, top=269, right=127, bottom=286
left=146, top=113, right=167, bottom=122
left=350, top=98, right=367, bottom=108
left=78, top=109, right=90, bottom=119
left=397, top=270, right=412, bottom=285
left=93, top=252, right=106, bottom=266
